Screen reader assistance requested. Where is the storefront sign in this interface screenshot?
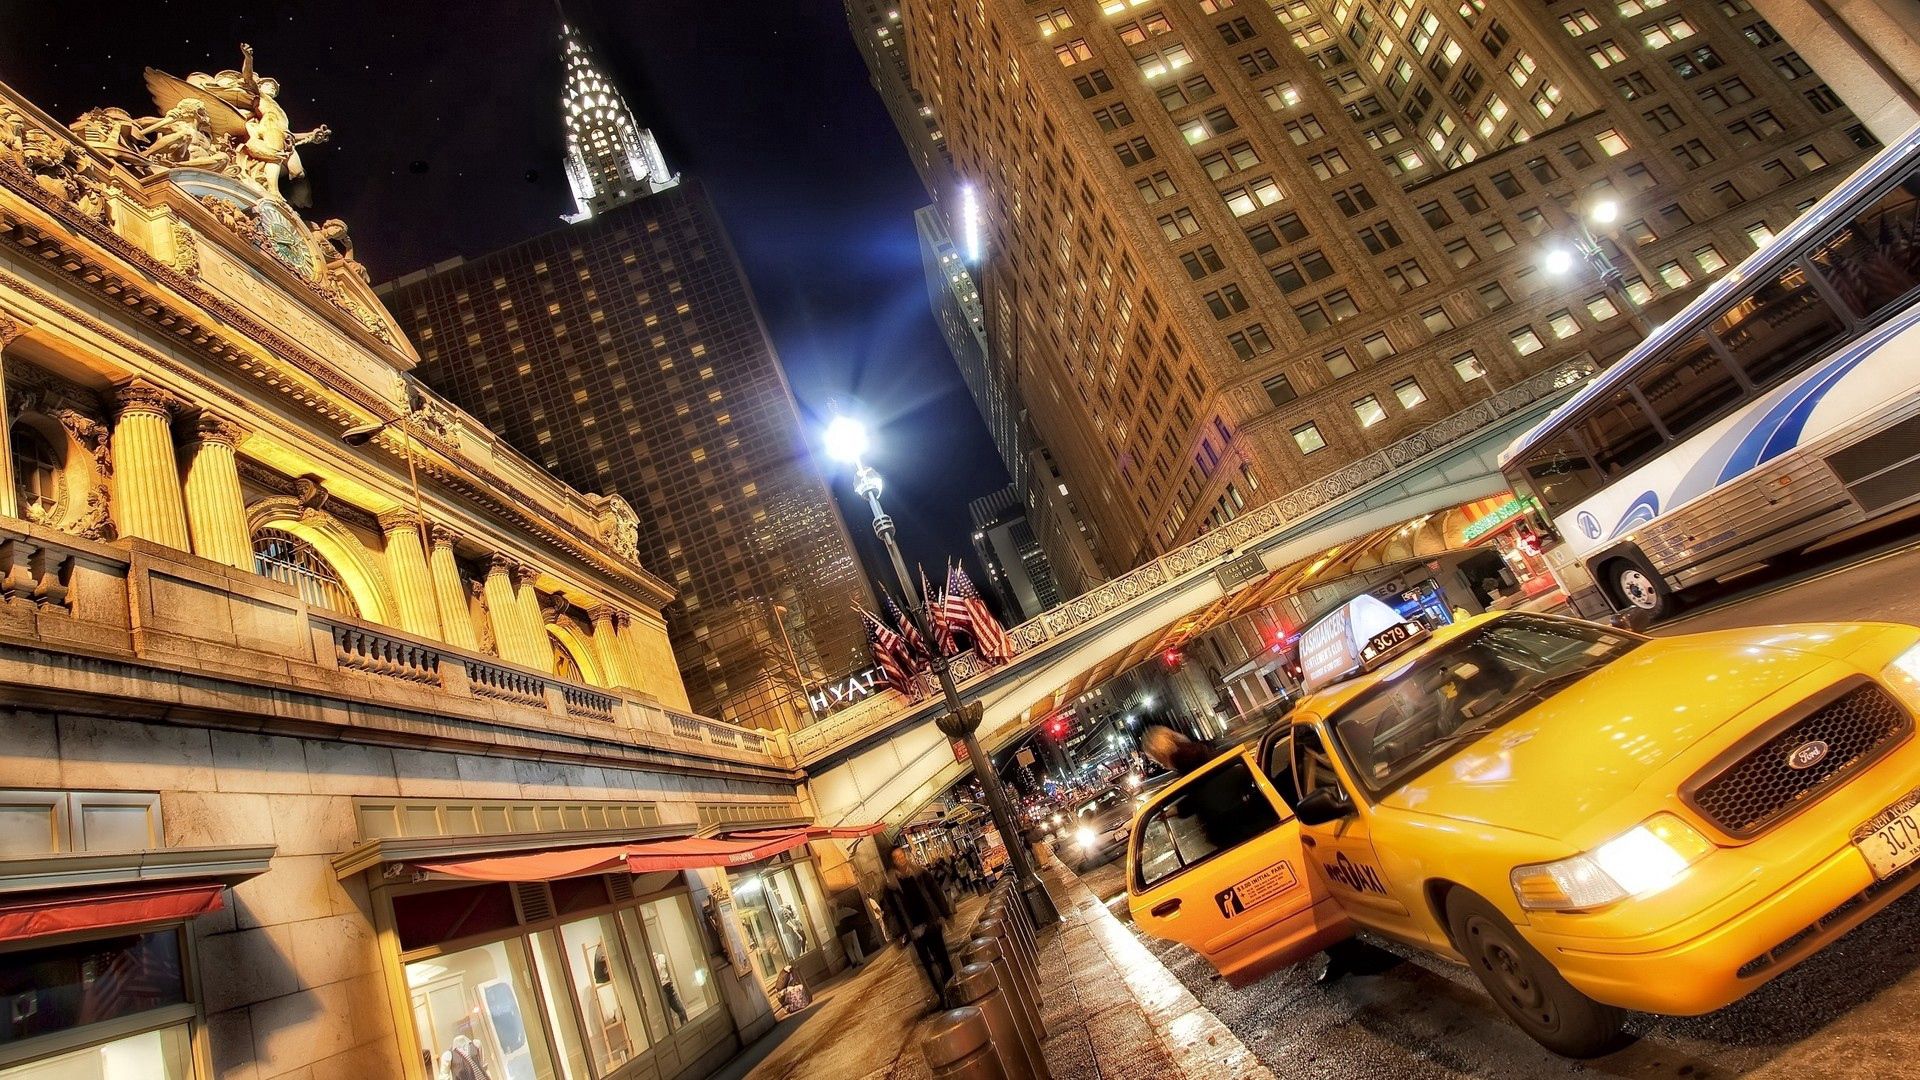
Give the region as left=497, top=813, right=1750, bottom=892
left=1462, top=496, right=1540, bottom=542
left=806, top=666, right=885, bottom=717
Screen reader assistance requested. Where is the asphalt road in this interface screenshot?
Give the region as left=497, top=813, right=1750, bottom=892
left=1074, top=537, right=1920, bottom=1079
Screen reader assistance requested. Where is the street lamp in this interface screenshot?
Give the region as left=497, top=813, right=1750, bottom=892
left=1543, top=199, right=1656, bottom=337
left=825, top=415, right=1060, bottom=926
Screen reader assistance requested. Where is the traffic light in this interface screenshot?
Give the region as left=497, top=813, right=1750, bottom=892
left=1045, top=715, right=1070, bottom=740
left=1162, top=647, right=1183, bottom=669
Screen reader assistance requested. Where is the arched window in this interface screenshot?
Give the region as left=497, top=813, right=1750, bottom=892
left=252, top=529, right=356, bottom=615
left=10, top=421, right=60, bottom=521
left=551, top=637, right=583, bottom=683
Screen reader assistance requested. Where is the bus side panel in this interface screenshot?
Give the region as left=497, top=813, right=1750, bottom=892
left=1553, top=305, right=1920, bottom=576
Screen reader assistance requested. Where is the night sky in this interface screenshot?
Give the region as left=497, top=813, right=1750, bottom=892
left=0, top=0, right=1009, bottom=587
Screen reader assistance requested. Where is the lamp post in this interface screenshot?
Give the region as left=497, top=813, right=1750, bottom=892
left=824, top=416, right=1059, bottom=926
left=1543, top=199, right=1656, bottom=338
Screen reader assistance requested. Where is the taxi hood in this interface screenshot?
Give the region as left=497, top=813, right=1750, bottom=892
left=1374, top=624, right=1888, bottom=843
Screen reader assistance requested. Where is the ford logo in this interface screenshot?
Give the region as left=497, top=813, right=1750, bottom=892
left=1576, top=511, right=1602, bottom=540
left=1786, top=740, right=1831, bottom=771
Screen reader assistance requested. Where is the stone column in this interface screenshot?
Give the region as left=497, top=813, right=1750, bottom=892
left=513, top=562, right=551, bottom=671
left=482, top=555, right=538, bottom=668
left=0, top=314, right=28, bottom=520
left=180, top=413, right=253, bottom=569
left=378, top=511, right=442, bottom=640
left=427, top=524, right=478, bottom=651
left=109, top=379, right=191, bottom=549
left=589, top=605, right=636, bottom=689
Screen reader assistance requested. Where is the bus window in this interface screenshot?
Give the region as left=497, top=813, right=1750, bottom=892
left=1809, top=174, right=1920, bottom=323
left=1516, top=433, right=1603, bottom=514
left=1579, top=389, right=1664, bottom=477
left=1636, top=333, right=1744, bottom=440
left=1712, top=263, right=1847, bottom=389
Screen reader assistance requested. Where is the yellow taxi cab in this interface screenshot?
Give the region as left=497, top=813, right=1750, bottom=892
left=1126, top=595, right=1920, bottom=1057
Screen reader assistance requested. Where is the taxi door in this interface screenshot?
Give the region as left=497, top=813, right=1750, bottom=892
left=1128, top=748, right=1354, bottom=987
left=1290, top=719, right=1413, bottom=925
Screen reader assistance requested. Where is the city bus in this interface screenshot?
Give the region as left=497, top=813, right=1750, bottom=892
left=1499, top=123, right=1920, bottom=618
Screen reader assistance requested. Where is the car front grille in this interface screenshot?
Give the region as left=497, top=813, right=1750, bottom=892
left=1684, top=680, right=1911, bottom=839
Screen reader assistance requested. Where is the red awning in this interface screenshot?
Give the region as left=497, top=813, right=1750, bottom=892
left=626, top=829, right=817, bottom=872
left=0, top=883, right=226, bottom=944
left=409, top=822, right=886, bottom=882
left=416, top=844, right=631, bottom=883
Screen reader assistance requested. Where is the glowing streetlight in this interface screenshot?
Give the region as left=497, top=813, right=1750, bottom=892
left=823, top=415, right=870, bottom=465
left=1539, top=201, right=1654, bottom=336
left=1589, top=198, right=1620, bottom=226
left=825, top=408, right=1058, bottom=926
left=1543, top=248, right=1575, bottom=276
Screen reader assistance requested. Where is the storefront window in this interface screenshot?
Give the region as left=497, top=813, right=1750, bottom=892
left=0, top=1023, right=192, bottom=1080
left=530, top=931, right=593, bottom=1080
left=792, top=864, right=837, bottom=958
left=613, top=910, right=673, bottom=1044
left=1, top=929, right=187, bottom=1046
left=731, top=877, right=788, bottom=980
left=556, top=914, right=650, bottom=1073
left=763, top=869, right=814, bottom=961
left=404, top=938, right=561, bottom=1080
left=634, top=896, right=718, bottom=1028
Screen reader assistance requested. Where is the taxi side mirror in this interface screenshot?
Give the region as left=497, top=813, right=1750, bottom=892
left=1294, top=787, right=1354, bottom=826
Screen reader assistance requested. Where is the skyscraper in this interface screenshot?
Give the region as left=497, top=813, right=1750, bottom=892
left=851, top=0, right=1109, bottom=595
left=881, top=0, right=1878, bottom=569
left=382, top=23, right=873, bottom=732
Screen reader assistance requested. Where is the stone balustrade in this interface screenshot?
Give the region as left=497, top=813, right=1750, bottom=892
left=0, top=518, right=792, bottom=774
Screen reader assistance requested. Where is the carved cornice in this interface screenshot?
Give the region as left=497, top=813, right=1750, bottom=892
left=0, top=163, right=674, bottom=608
left=514, top=563, right=540, bottom=590
left=0, top=311, right=27, bottom=347
left=111, top=377, right=185, bottom=419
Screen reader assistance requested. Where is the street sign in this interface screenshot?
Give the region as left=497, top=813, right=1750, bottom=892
left=1015, top=747, right=1036, bottom=768
left=1213, top=551, right=1267, bottom=592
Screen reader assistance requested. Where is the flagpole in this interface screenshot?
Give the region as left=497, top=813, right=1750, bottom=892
left=850, top=461, right=1060, bottom=927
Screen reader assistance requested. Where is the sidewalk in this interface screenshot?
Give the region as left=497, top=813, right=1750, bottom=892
left=732, top=859, right=1269, bottom=1080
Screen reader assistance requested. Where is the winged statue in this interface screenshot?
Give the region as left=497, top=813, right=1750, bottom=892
left=143, top=43, right=329, bottom=204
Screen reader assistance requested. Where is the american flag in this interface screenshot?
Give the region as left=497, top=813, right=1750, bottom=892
left=949, top=564, right=1012, bottom=663
left=860, top=606, right=921, bottom=700
left=924, top=566, right=957, bottom=656
left=938, top=561, right=974, bottom=655
left=883, top=594, right=930, bottom=665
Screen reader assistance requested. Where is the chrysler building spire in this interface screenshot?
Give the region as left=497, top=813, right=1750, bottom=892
left=559, top=21, right=676, bottom=222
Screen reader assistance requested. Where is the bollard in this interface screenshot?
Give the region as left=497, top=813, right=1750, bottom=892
left=975, top=917, right=1038, bottom=1024
left=983, top=905, right=1035, bottom=988
left=922, top=1006, right=1008, bottom=1080
left=1000, top=889, right=1038, bottom=961
left=966, top=934, right=1047, bottom=1056
left=949, top=962, right=1053, bottom=1080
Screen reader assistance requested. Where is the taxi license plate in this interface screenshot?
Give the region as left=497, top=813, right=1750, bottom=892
left=1854, top=786, right=1920, bottom=879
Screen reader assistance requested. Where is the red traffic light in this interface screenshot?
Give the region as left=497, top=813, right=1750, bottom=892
left=1163, top=648, right=1183, bottom=668
left=1045, top=716, right=1070, bottom=739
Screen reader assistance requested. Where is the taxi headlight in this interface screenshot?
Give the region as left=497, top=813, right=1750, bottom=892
left=1882, top=641, right=1920, bottom=711
left=1074, top=826, right=1099, bottom=850
left=1510, top=814, right=1713, bottom=912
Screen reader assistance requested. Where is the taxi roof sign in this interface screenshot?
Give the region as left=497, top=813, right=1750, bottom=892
left=1298, top=593, right=1424, bottom=693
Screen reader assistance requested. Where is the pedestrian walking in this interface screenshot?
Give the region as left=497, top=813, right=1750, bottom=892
left=833, top=898, right=868, bottom=967
left=882, top=845, right=955, bottom=1009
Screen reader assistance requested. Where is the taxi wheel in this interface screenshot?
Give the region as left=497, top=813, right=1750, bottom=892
left=1445, top=891, right=1629, bottom=1059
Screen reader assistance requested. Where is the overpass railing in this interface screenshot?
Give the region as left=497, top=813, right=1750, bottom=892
left=788, top=357, right=1594, bottom=766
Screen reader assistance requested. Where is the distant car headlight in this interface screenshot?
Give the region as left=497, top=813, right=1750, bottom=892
left=1074, top=826, right=1099, bottom=850
left=1510, top=814, right=1712, bottom=912
left=1882, top=641, right=1920, bottom=712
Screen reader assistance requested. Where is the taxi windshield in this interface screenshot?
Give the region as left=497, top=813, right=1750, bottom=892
left=1326, top=615, right=1641, bottom=797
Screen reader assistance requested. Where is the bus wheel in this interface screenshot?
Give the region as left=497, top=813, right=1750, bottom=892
left=1604, top=558, right=1668, bottom=620
left=1445, top=891, right=1629, bottom=1058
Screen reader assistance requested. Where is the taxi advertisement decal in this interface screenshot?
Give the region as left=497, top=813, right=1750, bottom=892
left=1215, top=861, right=1299, bottom=918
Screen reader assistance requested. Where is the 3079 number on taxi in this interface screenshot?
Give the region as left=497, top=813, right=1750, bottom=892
left=1855, top=786, right=1920, bottom=879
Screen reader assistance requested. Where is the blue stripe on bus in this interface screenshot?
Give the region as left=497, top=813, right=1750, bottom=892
left=1608, top=491, right=1661, bottom=540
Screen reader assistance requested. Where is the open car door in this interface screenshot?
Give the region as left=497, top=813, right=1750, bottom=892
left=1127, top=747, right=1353, bottom=987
